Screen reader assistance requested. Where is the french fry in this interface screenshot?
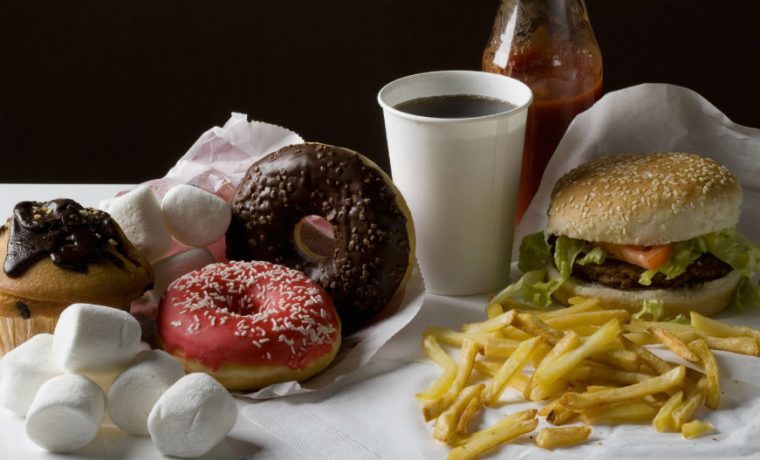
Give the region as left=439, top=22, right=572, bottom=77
left=527, top=342, right=553, bottom=367
left=583, top=363, right=652, bottom=385
left=567, top=296, right=593, bottom=305
left=447, top=410, right=537, bottom=460
left=689, top=339, right=720, bottom=409
left=625, top=319, right=694, bottom=334
left=620, top=335, right=674, bottom=375
left=667, top=330, right=702, bottom=344
left=423, top=339, right=480, bottom=421
left=702, top=335, right=760, bottom=356
left=590, top=348, right=640, bottom=372
left=422, top=334, right=457, bottom=369
left=534, top=426, right=592, bottom=449
left=533, top=319, right=622, bottom=390
left=536, top=299, right=601, bottom=319
left=681, top=419, right=714, bottom=439
left=581, top=401, right=659, bottom=425
left=434, top=384, right=485, bottom=444
left=500, top=326, right=534, bottom=341
left=474, top=359, right=531, bottom=394
left=417, top=335, right=457, bottom=401
left=424, top=327, right=492, bottom=347
left=561, top=365, right=686, bottom=410
left=545, top=310, right=630, bottom=330
left=513, top=313, right=564, bottom=345
left=649, top=327, right=700, bottom=363
left=473, top=359, right=499, bottom=378
left=485, top=336, right=543, bottom=405
left=623, top=332, right=658, bottom=346
left=483, top=338, right=520, bottom=359
left=463, top=310, right=516, bottom=334
left=456, top=396, right=484, bottom=436
left=508, top=371, right=530, bottom=393
left=560, top=325, right=601, bottom=337
left=546, top=404, right=579, bottom=426
left=486, top=303, right=504, bottom=319
left=527, top=331, right=581, bottom=399
left=653, top=390, right=684, bottom=432
left=672, top=377, right=707, bottom=429
left=691, top=311, right=760, bottom=340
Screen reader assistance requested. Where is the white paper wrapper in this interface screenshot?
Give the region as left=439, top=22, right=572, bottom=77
left=144, top=112, right=304, bottom=201
left=129, top=113, right=425, bottom=399
left=241, top=84, right=760, bottom=458
left=515, top=83, right=760, bottom=257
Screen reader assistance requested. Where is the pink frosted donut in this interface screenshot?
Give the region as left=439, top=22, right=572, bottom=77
left=157, top=260, right=341, bottom=390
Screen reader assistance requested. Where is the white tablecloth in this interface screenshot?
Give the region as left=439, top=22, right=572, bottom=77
left=2, top=184, right=760, bottom=460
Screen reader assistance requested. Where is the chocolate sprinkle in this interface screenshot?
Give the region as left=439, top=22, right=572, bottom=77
left=4, top=199, right=138, bottom=277
left=15, top=301, right=31, bottom=319
left=226, top=143, right=411, bottom=334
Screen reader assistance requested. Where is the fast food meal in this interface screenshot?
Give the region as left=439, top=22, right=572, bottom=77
left=226, top=142, right=416, bottom=334
left=0, top=199, right=153, bottom=355
left=156, top=260, right=342, bottom=390
left=499, top=153, right=760, bottom=317
left=415, top=296, right=760, bottom=459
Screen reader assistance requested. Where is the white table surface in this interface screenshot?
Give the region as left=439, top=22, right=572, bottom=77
left=3, top=184, right=760, bottom=460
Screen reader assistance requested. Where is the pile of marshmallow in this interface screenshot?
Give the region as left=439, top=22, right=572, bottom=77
left=0, top=303, right=237, bottom=457
left=100, top=184, right=231, bottom=296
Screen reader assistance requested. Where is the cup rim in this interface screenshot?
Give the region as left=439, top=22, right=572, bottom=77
left=377, top=70, right=533, bottom=124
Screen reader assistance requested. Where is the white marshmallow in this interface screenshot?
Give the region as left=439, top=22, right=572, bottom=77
left=25, top=374, right=105, bottom=453
left=53, top=303, right=142, bottom=373
left=161, top=184, right=231, bottom=248
left=100, top=185, right=173, bottom=261
left=107, top=350, right=184, bottom=435
left=0, top=334, right=61, bottom=416
left=152, top=247, right=214, bottom=296
left=148, top=373, right=237, bottom=458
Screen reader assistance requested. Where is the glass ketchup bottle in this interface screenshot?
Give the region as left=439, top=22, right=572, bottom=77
left=483, top=0, right=603, bottom=222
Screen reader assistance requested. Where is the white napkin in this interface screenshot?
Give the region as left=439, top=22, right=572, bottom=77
left=241, top=84, right=760, bottom=459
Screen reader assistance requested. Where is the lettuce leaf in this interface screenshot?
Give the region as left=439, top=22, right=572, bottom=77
left=518, top=231, right=551, bottom=272
left=703, top=229, right=760, bottom=278
left=632, top=299, right=665, bottom=321
left=554, top=235, right=586, bottom=278
left=577, top=246, right=607, bottom=266
left=639, top=228, right=760, bottom=290
left=493, top=234, right=587, bottom=308
left=729, top=276, right=760, bottom=313
left=491, top=269, right=562, bottom=309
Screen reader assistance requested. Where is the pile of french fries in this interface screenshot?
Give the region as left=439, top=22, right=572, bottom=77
left=417, top=296, right=760, bottom=460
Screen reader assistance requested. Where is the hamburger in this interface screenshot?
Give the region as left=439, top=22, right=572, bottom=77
left=500, top=152, right=760, bottom=318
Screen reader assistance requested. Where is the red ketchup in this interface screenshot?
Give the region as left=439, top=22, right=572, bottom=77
left=483, top=0, right=603, bottom=222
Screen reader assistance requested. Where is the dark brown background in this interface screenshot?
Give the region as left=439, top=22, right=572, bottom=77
left=1, top=1, right=758, bottom=183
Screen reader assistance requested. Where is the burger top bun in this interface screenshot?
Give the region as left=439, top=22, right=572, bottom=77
left=547, top=153, right=742, bottom=245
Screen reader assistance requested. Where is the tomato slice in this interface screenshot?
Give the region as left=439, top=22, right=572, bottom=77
left=599, top=242, right=675, bottom=270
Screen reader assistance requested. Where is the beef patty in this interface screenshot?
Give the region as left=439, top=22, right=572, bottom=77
left=569, top=253, right=733, bottom=290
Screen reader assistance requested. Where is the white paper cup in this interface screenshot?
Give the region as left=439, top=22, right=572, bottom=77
left=378, top=70, right=532, bottom=295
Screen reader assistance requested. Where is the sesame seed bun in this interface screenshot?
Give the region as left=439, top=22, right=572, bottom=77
left=547, top=153, right=742, bottom=245
left=548, top=264, right=742, bottom=317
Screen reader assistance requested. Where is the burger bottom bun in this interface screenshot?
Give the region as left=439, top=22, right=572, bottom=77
left=547, top=264, right=742, bottom=318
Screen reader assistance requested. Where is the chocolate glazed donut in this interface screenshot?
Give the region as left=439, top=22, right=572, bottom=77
left=226, top=143, right=415, bottom=334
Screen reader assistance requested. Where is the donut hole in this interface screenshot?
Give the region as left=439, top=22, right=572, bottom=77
left=293, top=215, right=336, bottom=262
